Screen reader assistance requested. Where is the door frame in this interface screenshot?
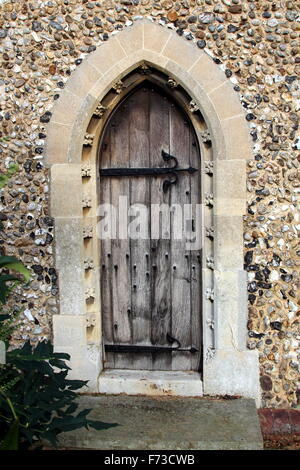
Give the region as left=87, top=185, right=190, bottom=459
left=46, top=20, right=261, bottom=405
left=98, top=80, right=203, bottom=374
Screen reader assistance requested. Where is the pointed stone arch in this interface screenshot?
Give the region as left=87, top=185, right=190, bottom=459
left=46, top=20, right=260, bottom=404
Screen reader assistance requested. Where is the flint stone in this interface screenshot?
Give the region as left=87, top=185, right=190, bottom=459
left=199, top=12, right=215, bottom=24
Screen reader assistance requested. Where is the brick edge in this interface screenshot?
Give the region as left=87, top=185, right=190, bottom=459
left=258, top=409, right=300, bottom=436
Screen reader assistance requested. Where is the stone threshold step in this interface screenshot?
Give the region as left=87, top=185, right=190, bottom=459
left=98, top=370, right=203, bottom=397
left=58, top=395, right=263, bottom=450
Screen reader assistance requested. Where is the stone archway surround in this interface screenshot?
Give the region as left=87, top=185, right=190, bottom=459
left=45, top=20, right=261, bottom=404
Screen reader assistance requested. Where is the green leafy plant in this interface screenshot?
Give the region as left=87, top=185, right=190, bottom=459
left=0, top=256, right=31, bottom=305
left=0, top=163, right=18, bottom=190
left=0, top=160, right=29, bottom=309
left=0, top=255, right=30, bottom=356
left=0, top=160, right=18, bottom=231
left=0, top=254, right=31, bottom=449
left=0, top=162, right=118, bottom=449
left=0, top=258, right=118, bottom=450
left=0, top=340, right=118, bottom=450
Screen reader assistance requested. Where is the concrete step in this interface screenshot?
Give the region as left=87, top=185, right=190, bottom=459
left=98, top=370, right=203, bottom=396
left=58, top=395, right=263, bottom=450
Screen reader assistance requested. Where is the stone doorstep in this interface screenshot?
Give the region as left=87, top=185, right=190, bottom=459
left=258, top=409, right=300, bottom=435
left=58, top=395, right=263, bottom=450
left=98, top=370, right=203, bottom=397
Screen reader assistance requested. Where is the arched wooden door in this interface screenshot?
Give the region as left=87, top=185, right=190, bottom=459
left=99, top=83, right=202, bottom=372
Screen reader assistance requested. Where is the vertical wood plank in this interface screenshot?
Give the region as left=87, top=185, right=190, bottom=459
left=100, top=128, right=114, bottom=369
left=170, top=104, right=192, bottom=371
left=110, top=104, right=132, bottom=369
left=129, top=87, right=152, bottom=370
left=149, top=88, right=172, bottom=371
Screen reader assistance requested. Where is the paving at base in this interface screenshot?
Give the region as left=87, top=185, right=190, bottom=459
left=58, top=395, right=263, bottom=450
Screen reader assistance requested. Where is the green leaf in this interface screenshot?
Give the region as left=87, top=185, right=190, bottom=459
left=0, top=256, right=22, bottom=267
left=0, top=274, right=21, bottom=299
left=0, top=419, right=19, bottom=450
left=0, top=174, right=9, bottom=189
left=0, top=314, right=10, bottom=322
left=15, top=340, right=32, bottom=356
left=65, top=403, right=78, bottom=415
left=0, top=274, right=20, bottom=282
left=7, top=163, right=18, bottom=177
left=34, top=340, right=52, bottom=357
left=49, top=358, right=71, bottom=370
left=0, top=256, right=31, bottom=282
left=0, top=334, right=117, bottom=448
left=66, top=379, right=88, bottom=391
left=53, top=352, right=71, bottom=361
left=0, top=164, right=18, bottom=190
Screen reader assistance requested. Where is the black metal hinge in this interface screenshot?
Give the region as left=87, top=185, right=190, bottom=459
left=100, top=150, right=198, bottom=192
left=105, top=334, right=199, bottom=354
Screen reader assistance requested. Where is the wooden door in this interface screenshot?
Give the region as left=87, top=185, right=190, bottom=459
left=99, top=83, right=202, bottom=371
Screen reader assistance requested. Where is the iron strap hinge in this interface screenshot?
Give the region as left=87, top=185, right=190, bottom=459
left=100, top=150, right=198, bottom=193
left=105, top=334, right=198, bottom=354
left=104, top=344, right=199, bottom=354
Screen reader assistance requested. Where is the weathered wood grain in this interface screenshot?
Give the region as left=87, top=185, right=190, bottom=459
left=129, top=87, right=152, bottom=370
left=169, top=103, right=191, bottom=371
left=149, top=88, right=172, bottom=371
left=110, top=104, right=132, bottom=369
left=99, top=129, right=114, bottom=369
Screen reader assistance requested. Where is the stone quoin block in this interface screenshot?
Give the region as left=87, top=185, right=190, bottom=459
left=162, top=33, right=203, bottom=71
left=50, top=164, right=83, bottom=218
left=115, top=21, right=143, bottom=56
left=63, top=60, right=103, bottom=102
left=214, top=215, right=244, bottom=270
left=221, top=115, right=253, bottom=160
left=89, top=37, right=127, bottom=75
left=44, top=122, right=72, bottom=166
left=143, top=20, right=172, bottom=53
left=208, top=81, right=245, bottom=121
left=189, top=54, right=227, bottom=94
left=53, top=315, right=87, bottom=348
left=54, top=217, right=85, bottom=315
left=214, top=160, right=246, bottom=216
left=213, top=269, right=248, bottom=351
left=50, top=89, right=82, bottom=126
